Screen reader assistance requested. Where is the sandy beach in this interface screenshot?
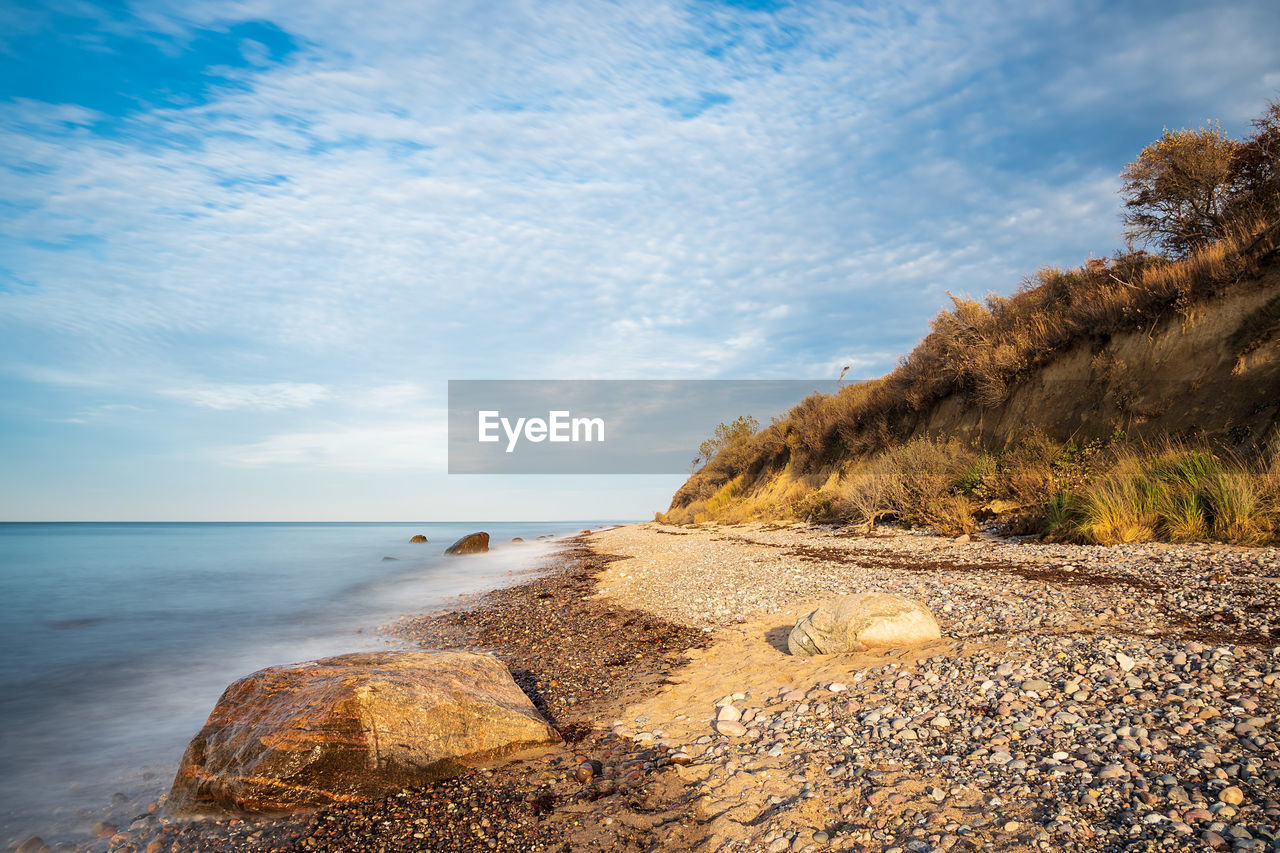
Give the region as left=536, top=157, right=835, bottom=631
left=80, top=523, right=1280, bottom=853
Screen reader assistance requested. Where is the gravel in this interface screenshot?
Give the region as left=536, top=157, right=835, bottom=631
left=587, top=522, right=1280, bottom=852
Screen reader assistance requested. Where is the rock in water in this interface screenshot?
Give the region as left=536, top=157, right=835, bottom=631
left=787, top=592, right=941, bottom=655
left=444, top=532, right=490, bottom=554
left=409, top=534, right=428, bottom=543
left=15, top=837, right=52, bottom=853
left=168, top=651, right=558, bottom=815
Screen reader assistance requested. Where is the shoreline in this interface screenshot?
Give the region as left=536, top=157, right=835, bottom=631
left=72, top=534, right=714, bottom=852
left=2, top=526, right=611, bottom=853
left=64, top=523, right=1280, bottom=852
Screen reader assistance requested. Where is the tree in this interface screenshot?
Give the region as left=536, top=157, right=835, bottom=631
left=698, top=415, right=760, bottom=465
left=1120, top=124, right=1239, bottom=257
left=1226, top=100, right=1280, bottom=225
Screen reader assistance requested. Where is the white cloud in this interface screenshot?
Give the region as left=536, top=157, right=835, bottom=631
left=165, top=382, right=330, bottom=410
left=355, top=382, right=430, bottom=410
left=3, top=363, right=117, bottom=388
left=47, top=403, right=147, bottom=425
left=1, top=0, right=1112, bottom=374
left=215, top=423, right=444, bottom=469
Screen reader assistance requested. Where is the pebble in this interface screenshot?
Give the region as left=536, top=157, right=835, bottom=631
left=1219, top=785, right=1244, bottom=805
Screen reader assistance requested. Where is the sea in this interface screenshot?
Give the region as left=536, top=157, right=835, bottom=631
left=0, top=521, right=615, bottom=847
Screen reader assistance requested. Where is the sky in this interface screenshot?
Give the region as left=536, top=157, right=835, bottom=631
left=1, top=0, right=1278, bottom=521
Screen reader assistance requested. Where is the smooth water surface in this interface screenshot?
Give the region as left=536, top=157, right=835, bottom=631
left=0, top=521, right=610, bottom=845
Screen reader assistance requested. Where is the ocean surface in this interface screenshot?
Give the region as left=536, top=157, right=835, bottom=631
left=0, top=521, right=614, bottom=846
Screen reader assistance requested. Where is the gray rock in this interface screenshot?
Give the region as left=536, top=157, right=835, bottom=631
left=787, top=592, right=941, bottom=656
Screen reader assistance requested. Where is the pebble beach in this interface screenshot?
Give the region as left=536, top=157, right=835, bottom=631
left=589, top=522, right=1280, bottom=852
left=60, top=522, right=1280, bottom=853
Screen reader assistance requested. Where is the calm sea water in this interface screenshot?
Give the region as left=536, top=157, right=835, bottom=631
left=0, top=521, right=613, bottom=846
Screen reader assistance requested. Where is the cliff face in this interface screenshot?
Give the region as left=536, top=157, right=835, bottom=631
left=910, top=273, right=1280, bottom=447
left=668, top=260, right=1280, bottom=515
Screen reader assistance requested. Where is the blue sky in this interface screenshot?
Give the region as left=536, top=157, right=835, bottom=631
left=1, top=0, right=1278, bottom=521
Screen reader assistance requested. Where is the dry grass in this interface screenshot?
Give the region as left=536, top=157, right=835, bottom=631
left=1053, top=442, right=1277, bottom=545
left=1076, top=460, right=1161, bottom=544
left=838, top=437, right=978, bottom=534
left=667, top=217, right=1276, bottom=520
left=663, top=430, right=1280, bottom=546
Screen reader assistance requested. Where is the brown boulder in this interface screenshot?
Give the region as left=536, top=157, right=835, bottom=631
left=409, top=534, right=428, bottom=543
left=168, top=651, right=558, bottom=815
left=444, top=532, right=489, bottom=554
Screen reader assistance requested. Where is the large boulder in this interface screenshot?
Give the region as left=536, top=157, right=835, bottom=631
left=409, top=534, right=428, bottom=543
left=168, top=651, right=558, bottom=815
left=444, top=532, right=489, bottom=554
left=788, top=592, right=941, bottom=656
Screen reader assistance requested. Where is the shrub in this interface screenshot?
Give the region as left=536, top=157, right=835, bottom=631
left=1077, top=463, right=1160, bottom=544
left=698, top=416, right=761, bottom=467
left=1120, top=124, right=1239, bottom=257
left=832, top=437, right=977, bottom=533
left=837, top=463, right=895, bottom=530
left=956, top=452, right=999, bottom=498
left=1044, top=491, right=1083, bottom=541
left=921, top=493, right=978, bottom=536
left=1204, top=467, right=1265, bottom=543
left=794, top=488, right=839, bottom=523
left=1050, top=443, right=1277, bottom=545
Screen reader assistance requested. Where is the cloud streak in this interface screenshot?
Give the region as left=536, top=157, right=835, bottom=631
left=164, top=382, right=331, bottom=410
left=215, top=423, right=445, bottom=470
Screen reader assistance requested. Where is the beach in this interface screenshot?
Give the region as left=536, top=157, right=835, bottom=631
left=70, top=522, right=1280, bottom=853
